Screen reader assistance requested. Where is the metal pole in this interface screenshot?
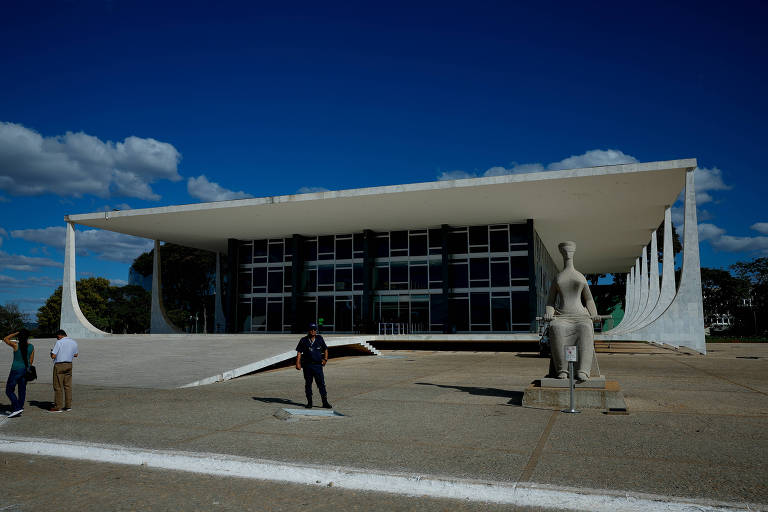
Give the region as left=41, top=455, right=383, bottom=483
left=562, top=360, right=580, bottom=414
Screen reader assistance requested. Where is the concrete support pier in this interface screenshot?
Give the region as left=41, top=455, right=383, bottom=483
left=150, top=240, right=182, bottom=334
left=59, top=221, right=109, bottom=338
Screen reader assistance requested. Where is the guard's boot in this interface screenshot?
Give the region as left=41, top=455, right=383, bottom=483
left=305, top=398, right=313, bottom=409
left=321, top=397, right=332, bottom=409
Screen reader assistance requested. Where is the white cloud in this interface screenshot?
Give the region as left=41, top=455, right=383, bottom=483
left=546, top=149, right=638, bottom=171
left=296, top=186, right=331, bottom=194
left=750, top=222, right=768, bottom=234
left=11, top=226, right=153, bottom=264
left=0, top=121, right=181, bottom=200
left=677, top=166, right=731, bottom=206
left=437, top=149, right=637, bottom=181
left=0, top=274, right=59, bottom=289
left=697, top=223, right=768, bottom=255
left=187, top=175, right=253, bottom=202
left=436, top=170, right=476, bottom=181
left=0, top=250, right=62, bottom=272
left=0, top=227, right=8, bottom=237
left=698, top=223, right=726, bottom=241
left=110, top=278, right=128, bottom=286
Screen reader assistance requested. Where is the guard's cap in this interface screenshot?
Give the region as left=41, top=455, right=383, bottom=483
left=308, top=323, right=318, bottom=330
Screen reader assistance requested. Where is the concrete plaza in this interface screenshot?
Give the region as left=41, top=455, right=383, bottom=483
left=0, top=338, right=766, bottom=511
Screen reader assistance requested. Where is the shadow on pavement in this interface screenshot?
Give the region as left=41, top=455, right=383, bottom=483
left=29, top=400, right=55, bottom=411
left=252, top=397, right=305, bottom=407
left=415, top=382, right=524, bottom=405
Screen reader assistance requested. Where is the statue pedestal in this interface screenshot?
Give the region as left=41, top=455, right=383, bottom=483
left=522, top=379, right=627, bottom=411
left=540, top=376, right=606, bottom=388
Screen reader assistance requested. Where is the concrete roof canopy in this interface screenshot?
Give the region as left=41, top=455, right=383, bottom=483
left=67, top=159, right=696, bottom=274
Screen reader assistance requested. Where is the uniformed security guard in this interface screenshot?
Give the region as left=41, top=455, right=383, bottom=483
left=295, top=323, right=332, bottom=409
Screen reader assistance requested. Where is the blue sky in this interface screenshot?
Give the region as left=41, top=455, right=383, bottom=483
left=1, top=1, right=767, bottom=317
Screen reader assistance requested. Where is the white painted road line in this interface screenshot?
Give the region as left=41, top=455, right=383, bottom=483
left=0, top=436, right=754, bottom=512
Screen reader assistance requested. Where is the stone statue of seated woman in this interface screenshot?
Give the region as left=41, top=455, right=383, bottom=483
left=543, top=241, right=601, bottom=382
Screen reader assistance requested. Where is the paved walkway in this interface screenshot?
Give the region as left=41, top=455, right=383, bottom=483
left=23, top=334, right=378, bottom=388
left=0, top=342, right=766, bottom=510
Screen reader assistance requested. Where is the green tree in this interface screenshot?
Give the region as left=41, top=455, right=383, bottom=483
left=37, top=279, right=152, bottom=335
left=37, top=286, right=62, bottom=335
left=700, top=267, right=750, bottom=332
left=0, top=303, right=29, bottom=334
left=131, top=243, right=215, bottom=331
left=731, top=257, right=768, bottom=335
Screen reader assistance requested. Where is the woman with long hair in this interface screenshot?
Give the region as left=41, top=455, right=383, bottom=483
left=3, top=329, right=34, bottom=418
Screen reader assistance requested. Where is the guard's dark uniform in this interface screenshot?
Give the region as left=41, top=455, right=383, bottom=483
left=296, top=334, right=328, bottom=405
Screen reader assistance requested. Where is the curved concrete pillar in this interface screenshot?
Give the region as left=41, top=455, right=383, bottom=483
left=634, top=231, right=661, bottom=329
left=615, top=269, right=634, bottom=331
left=60, top=222, right=109, bottom=338
left=214, top=252, right=226, bottom=333
left=607, top=171, right=705, bottom=353
left=150, top=240, right=182, bottom=334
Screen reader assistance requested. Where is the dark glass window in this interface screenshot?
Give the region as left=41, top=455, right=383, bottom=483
left=304, top=268, right=317, bottom=292
left=252, top=298, right=266, bottom=330
left=430, top=295, right=445, bottom=327
left=470, top=292, right=490, bottom=325
left=450, top=261, right=468, bottom=288
left=239, top=271, right=252, bottom=295
left=428, top=228, right=443, bottom=255
left=238, top=243, right=252, bottom=265
left=470, top=257, right=489, bottom=281
left=450, top=296, right=469, bottom=331
left=283, top=266, right=292, bottom=292
left=375, top=266, right=389, bottom=290
left=469, top=226, right=488, bottom=247
left=269, top=242, right=283, bottom=263
left=409, top=265, right=428, bottom=289
left=490, top=229, right=509, bottom=252
left=353, top=295, right=362, bottom=331
left=390, top=262, right=408, bottom=289
left=283, top=300, right=293, bottom=329
left=511, top=291, right=530, bottom=325
left=253, top=240, right=268, bottom=261
left=409, top=233, right=427, bottom=256
left=238, top=301, right=251, bottom=332
left=492, top=297, right=511, bottom=331
left=336, top=238, right=352, bottom=260
left=429, top=260, right=443, bottom=288
left=300, top=298, right=316, bottom=328
left=353, top=233, right=364, bottom=256
left=318, top=265, right=334, bottom=287
left=335, top=299, right=352, bottom=331
left=303, top=239, right=317, bottom=261
left=447, top=230, right=468, bottom=254
left=390, top=231, right=408, bottom=251
left=376, top=236, right=389, bottom=258
left=510, top=256, right=528, bottom=279
left=353, top=263, right=363, bottom=285
left=491, top=261, right=509, bottom=287
left=318, top=296, right=334, bottom=328
left=336, top=268, right=352, bottom=291
left=509, top=224, right=528, bottom=244
left=252, top=268, right=267, bottom=290
left=410, top=297, right=429, bottom=332
left=268, top=270, right=283, bottom=293
left=318, top=235, right=334, bottom=255
left=267, top=301, right=282, bottom=331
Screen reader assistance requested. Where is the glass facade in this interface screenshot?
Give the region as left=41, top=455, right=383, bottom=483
left=234, top=223, right=535, bottom=333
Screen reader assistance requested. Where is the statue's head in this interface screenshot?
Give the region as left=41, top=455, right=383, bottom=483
left=558, top=241, right=576, bottom=259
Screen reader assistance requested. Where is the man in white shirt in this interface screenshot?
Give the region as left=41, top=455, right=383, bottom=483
left=49, top=329, right=78, bottom=413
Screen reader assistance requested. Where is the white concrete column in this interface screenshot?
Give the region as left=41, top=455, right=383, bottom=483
left=60, top=222, right=109, bottom=338
left=150, top=240, right=182, bottom=334
left=603, top=172, right=705, bottom=353
left=214, top=252, right=226, bottom=333
left=635, top=230, right=661, bottom=329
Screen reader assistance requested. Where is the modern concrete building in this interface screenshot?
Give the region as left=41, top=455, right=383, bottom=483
left=60, top=158, right=706, bottom=352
